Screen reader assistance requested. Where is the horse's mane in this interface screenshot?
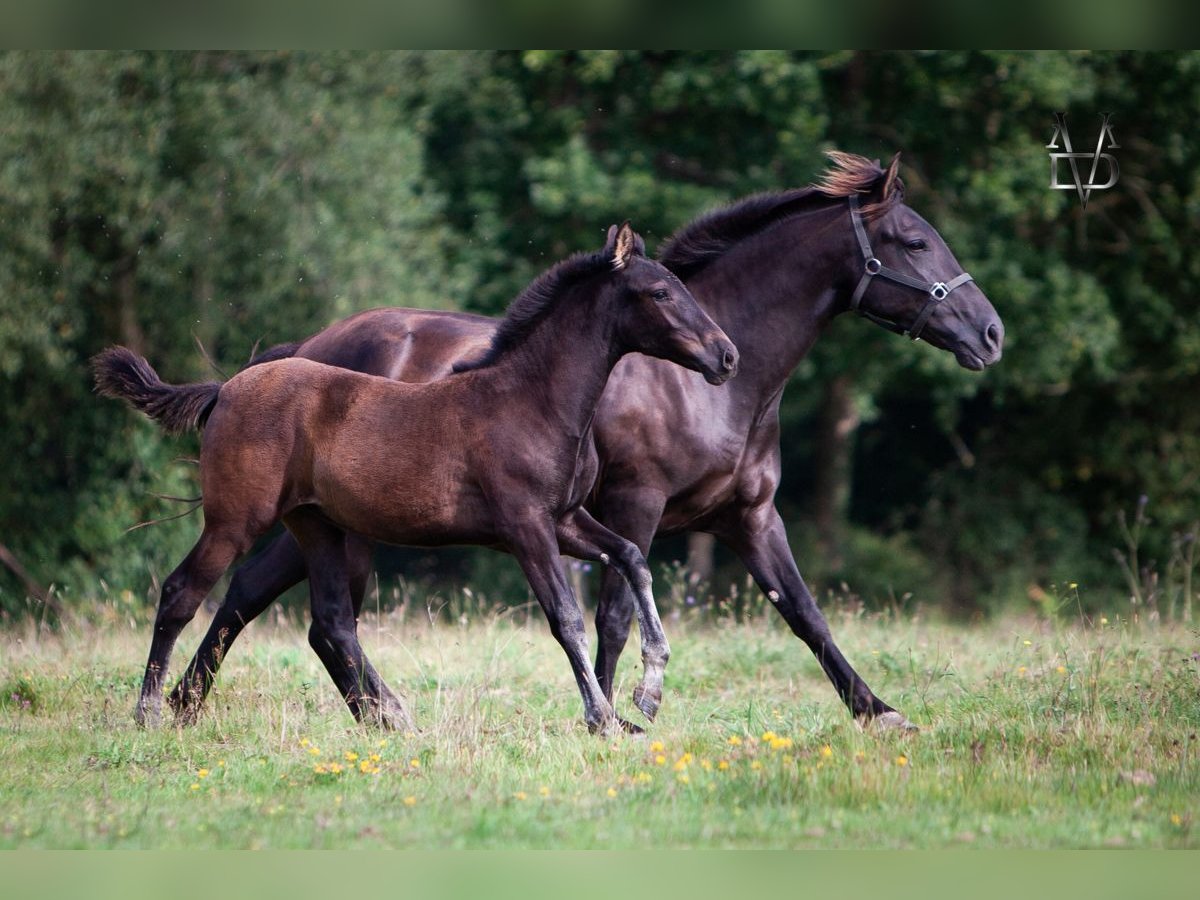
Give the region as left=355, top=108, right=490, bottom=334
left=659, top=151, right=904, bottom=280
left=452, top=248, right=614, bottom=373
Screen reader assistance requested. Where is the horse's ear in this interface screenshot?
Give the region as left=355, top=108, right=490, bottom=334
left=882, top=152, right=902, bottom=199
left=612, top=221, right=641, bottom=270
left=602, top=224, right=620, bottom=256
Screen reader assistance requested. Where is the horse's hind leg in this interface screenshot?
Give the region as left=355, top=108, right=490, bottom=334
left=168, top=532, right=309, bottom=724
left=285, top=510, right=412, bottom=731
left=557, top=508, right=668, bottom=724
left=135, top=527, right=246, bottom=727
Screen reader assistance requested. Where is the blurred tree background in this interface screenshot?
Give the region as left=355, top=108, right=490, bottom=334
left=1, top=51, right=1197, bottom=622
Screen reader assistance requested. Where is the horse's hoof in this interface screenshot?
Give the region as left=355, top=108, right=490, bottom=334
left=868, top=710, right=919, bottom=732
left=618, top=716, right=646, bottom=736
left=632, top=683, right=661, bottom=722
left=133, top=701, right=161, bottom=728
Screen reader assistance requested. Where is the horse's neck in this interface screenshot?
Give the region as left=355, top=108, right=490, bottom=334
left=486, top=292, right=618, bottom=440
left=690, top=203, right=851, bottom=399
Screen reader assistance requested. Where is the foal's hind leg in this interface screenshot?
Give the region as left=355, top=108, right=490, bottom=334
left=557, top=508, right=669, bottom=724
left=135, top=527, right=247, bottom=726
left=169, top=532, right=309, bottom=724
left=285, top=510, right=413, bottom=731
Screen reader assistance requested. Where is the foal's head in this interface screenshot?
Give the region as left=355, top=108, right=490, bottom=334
left=818, top=152, right=1004, bottom=371
left=605, top=222, right=739, bottom=385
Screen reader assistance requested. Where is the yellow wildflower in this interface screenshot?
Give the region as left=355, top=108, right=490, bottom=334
left=649, top=740, right=665, bottom=754
left=299, top=738, right=309, bottom=747
left=606, top=787, right=618, bottom=798
left=1056, top=665, right=1067, bottom=675
left=217, top=760, right=225, bottom=768
left=539, top=785, right=551, bottom=796
left=895, top=755, right=908, bottom=767
left=189, top=783, right=200, bottom=791
left=820, top=745, right=833, bottom=759
left=700, top=759, right=712, bottom=771
left=727, top=735, right=742, bottom=746
left=717, top=760, right=729, bottom=771
left=634, top=772, right=652, bottom=784
left=769, top=736, right=793, bottom=751
left=1170, top=813, right=1183, bottom=827
left=1016, top=666, right=1028, bottom=675
left=345, top=752, right=358, bottom=762
left=409, top=758, right=421, bottom=769
left=676, top=773, right=690, bottom=785
left=513, top=791, right=527, bottom=801
left=329, top=762, right=343, bottom=774
left=655, top=754, right=667, bottom=766
left=378, top=739, right=389, bottom=748
left=314, top=764, right=327, bottom=775
left=750, top=760, right=762, bottom=771
left=1023, top=640, right=1032, bottom=646
left=197, top=768, right=209, bottom=779
left=1100, top=616, right=1109, bottom=625
left=403, top=795, right=416, bottom=807
left=1068, top=582, right=1078, bottom=590
left=761, top=730, right=777, bottom=742
left=308, top=746, right=320, bottom=756
left=369, top=753, right=381, bottom=763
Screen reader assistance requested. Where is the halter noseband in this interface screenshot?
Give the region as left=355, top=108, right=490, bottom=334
left=848, top=194, right=974, bottom=341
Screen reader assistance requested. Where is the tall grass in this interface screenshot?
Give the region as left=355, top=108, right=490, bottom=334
left=0, top=596, right=1197, bottom=848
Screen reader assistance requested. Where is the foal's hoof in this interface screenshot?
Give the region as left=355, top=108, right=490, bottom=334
left=632, top=683, right=661, bottom=722
left=865, top=710, right=920, bottom=733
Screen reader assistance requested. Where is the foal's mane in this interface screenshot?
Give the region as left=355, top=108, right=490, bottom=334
left=452, top=248, right=614, bottom=373
left=659, top=151, right=904, bottom=280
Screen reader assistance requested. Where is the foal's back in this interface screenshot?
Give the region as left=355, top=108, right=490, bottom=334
left=202, top=358, right=494, bottom=546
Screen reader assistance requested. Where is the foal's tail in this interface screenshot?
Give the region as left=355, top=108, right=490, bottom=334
left=91, top=347, right=221, bottom=435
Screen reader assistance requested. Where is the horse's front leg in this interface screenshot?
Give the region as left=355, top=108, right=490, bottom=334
left=557, top=507, right=669, bottom=724
left=505, top=517, right=617, bottom=734
left=587, top=487, right=667, bottom=702
left=717, top=503, right=917, bottom=731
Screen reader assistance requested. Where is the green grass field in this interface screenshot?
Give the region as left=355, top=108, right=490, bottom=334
left=1, top=598, right=1197, bottom=849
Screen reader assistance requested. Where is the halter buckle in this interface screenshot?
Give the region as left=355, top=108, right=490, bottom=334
left=930, top=282, right=948, bottom=301
left=864, top=257, right=882, bottom=275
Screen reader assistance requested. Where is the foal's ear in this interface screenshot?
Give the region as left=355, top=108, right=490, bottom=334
left=611, top=221, right=642, bottom=270
left=882, top=152, right=902, bottom=199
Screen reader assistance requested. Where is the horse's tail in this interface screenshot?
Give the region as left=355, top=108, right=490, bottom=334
left=91, top=346, right=221, bottom=435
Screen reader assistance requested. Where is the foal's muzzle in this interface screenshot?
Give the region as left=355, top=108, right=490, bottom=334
left=703, top=338, right=739, bottom=385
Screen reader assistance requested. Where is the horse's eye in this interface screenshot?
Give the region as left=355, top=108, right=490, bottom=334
left=652, top=289, right=670, bottom=301
left=905, top=239, right=927, bottom=251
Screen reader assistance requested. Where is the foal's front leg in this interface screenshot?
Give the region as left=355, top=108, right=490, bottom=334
left=505, top=518, right=617, bottom=734
left=556, top=508, right=669, bottom=723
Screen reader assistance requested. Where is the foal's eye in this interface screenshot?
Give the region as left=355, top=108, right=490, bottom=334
left=651, top=289, right=670, bottom=301
left=905, top=239, right=928, bottom=251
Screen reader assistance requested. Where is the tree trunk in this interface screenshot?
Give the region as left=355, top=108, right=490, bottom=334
left=813, top=374, right=860, bottom=571
left=685, top=532, right=715, bottom=588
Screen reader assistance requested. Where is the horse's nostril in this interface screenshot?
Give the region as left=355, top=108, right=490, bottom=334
left=722, top=348, right=738, bottom=372
left=985, top=322, right=1001, bottom=350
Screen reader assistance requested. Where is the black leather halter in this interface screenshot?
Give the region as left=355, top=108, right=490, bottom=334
left=848, top=194, right=974, bottom=341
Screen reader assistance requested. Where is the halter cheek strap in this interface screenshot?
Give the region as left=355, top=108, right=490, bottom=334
left=848, top=195, right=974, bottom=341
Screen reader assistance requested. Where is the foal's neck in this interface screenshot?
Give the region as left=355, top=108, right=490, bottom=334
left=483, top=284, right=619, bottom=440
left=688, top=202, right=853, bottom=396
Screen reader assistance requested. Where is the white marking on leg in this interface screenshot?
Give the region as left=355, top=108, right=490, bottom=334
left=767, top=590, right=780, bottom=602
left=600, top=552, right=610, bottom=564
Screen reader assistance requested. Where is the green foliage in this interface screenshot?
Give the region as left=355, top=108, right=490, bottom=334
left=2, top=51, right=1199, bottom=619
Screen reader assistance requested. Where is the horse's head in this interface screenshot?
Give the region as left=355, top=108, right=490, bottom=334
left=827, top=152, right=1004, bottom=371
left=604, top=222, right=739, bottom=385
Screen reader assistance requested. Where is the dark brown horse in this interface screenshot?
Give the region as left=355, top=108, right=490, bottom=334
left=175, top=151, right=1003, bottom=731
left=94, top=224, right=738, bottom=733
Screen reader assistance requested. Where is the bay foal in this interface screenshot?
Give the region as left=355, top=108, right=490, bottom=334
left=95, top=224, right=737, bottom=733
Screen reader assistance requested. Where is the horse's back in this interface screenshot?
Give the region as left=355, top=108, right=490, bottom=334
left=296, top=307, right=496, bottom=383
